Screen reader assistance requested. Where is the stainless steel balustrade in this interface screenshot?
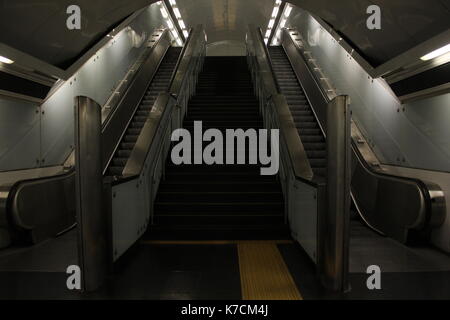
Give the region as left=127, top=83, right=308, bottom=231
left=246, top=25, right=351, bottom=291
left=105, top=25, right=207, bottom=262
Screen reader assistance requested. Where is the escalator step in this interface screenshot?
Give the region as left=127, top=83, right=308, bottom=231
left=303, top=142, right=326, bottom=150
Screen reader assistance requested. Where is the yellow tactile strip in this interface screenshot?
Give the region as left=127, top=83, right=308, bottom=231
left=238, top=242, right=302, bottom=300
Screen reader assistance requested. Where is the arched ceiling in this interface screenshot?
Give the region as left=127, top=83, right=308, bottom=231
left=0, top=0, right=449, bottom=70
left=289, top=0, right=450, bottom=67
left=0, top=0, right=155, bottom=69
left=176, top=0, right=274, bottom=45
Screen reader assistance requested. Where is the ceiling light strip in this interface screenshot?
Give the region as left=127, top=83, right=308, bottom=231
left=420, top=43, right=450, bottom=61
left=0, top=55, right=14, bottom=64
left=264, top=0, right=285, bottom=45
left=160, top=0, right=188, bottom=45
left=271, top=3, right=292, bottom=46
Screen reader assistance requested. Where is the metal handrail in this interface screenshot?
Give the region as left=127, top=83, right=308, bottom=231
left=116, top=25, right=206, bottom=180
left=102, top=29, right=169, bottom=126
left=102, top=30, right=172, bottom=172
left=257, top=27, right=281, bottom=94
left=168, top=28, right=193, bottom=91
left=246, top=25, right=315, bottom=185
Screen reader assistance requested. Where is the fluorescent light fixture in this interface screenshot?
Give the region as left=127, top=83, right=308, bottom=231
left=0, top=56, right=14, bottom=64
left=160, top=7, right=168, bottom=18
left=268, top=19, right=275, bottom=29
left=265, top=30, right=271, bottom=38
left=169, top=0, right=177, bottom=5
left=280, top=19, right=286, bottom=28
left=264, top=38, right=269, bottom=45
left=173, top=8, right=181, bottom=19
left=171, top=29, right=179, bottom=39
left=176, top=38, right=183, bottom=46
left=271, top=7, right=279, bottom=18
left=183, top=30, right=189, bottom=38
left=178, top=19, right=186, bottom=29
left=167, top=20, right=174, bottom=29
left=284, top=5, right=292, bottom=17
left=420, top=43, right=450, bottom=61
left=275, top=0, right=282, bottom=4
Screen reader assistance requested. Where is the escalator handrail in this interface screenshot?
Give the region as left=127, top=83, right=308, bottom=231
left=112, top=25, right=207, bottom=183
left=169, top=25, right=207, bottom=97
left=351, top=138, right=445, bottom=231
left=102, top=29, right=172, bottom=173
left=257, top=27, right=281, bottom=94
left=3, top=168, right=75, bottom=233
left=168, top=28, right=194, bottom=92
left=246, top=25, right=317, bottom=186
left=101, top=28, right=170, bottom=133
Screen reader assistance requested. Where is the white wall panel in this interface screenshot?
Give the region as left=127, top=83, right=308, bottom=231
left=286, top=6, right=450, bottom=172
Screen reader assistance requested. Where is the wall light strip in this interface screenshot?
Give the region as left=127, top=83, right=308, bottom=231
left=420, top=43, right=450, bottom=61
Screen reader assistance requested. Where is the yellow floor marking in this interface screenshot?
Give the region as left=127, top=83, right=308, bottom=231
left=238, top=242, right=302, bottom=300
left=141, top=240, right=293, bottom=245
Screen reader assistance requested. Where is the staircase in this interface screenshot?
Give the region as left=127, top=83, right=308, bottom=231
left=149, top=57, right=288, bottom=240
left=108, top=47, right=182, bottom=176
left=269, top=46, right=327, bottom=177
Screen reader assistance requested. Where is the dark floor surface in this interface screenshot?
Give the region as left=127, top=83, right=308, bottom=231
left=1, top=224, right=450, bottom=299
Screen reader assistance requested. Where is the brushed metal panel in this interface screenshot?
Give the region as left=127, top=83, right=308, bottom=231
left=75, top=96, right=107, bottom=292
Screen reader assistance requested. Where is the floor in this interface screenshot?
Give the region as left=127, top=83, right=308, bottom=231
left=1, top=225, right=450, bottom=300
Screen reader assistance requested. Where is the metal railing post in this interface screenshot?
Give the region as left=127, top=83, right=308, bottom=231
left=75, top=96, right=108, bottom=292
left=319, top=95, right=351, bottom=291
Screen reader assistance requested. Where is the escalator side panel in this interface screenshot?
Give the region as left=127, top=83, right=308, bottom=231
left=7, top=171, right=76, bottom=244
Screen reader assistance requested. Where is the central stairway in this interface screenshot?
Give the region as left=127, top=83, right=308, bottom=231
left=148, top=57, right=289, bottom=240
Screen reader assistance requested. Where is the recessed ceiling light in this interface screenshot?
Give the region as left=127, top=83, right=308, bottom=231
left=284, top=5, right=292, bottom=18
left=0, top=56, right=14, bottom=64
left=173, top=8, right=181, bottom=19
left=421, top=44, right=450, bottom=61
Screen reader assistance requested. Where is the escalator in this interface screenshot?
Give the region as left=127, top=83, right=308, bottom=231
left=108, top=47, right=182, bottom=176
left=149, top=57, right=288, bottom=240
left=1, top=41, right=184, bottom=247
left=268, top=47, right=326, bottom=177
left=266, top=43, right=445, bottom=245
